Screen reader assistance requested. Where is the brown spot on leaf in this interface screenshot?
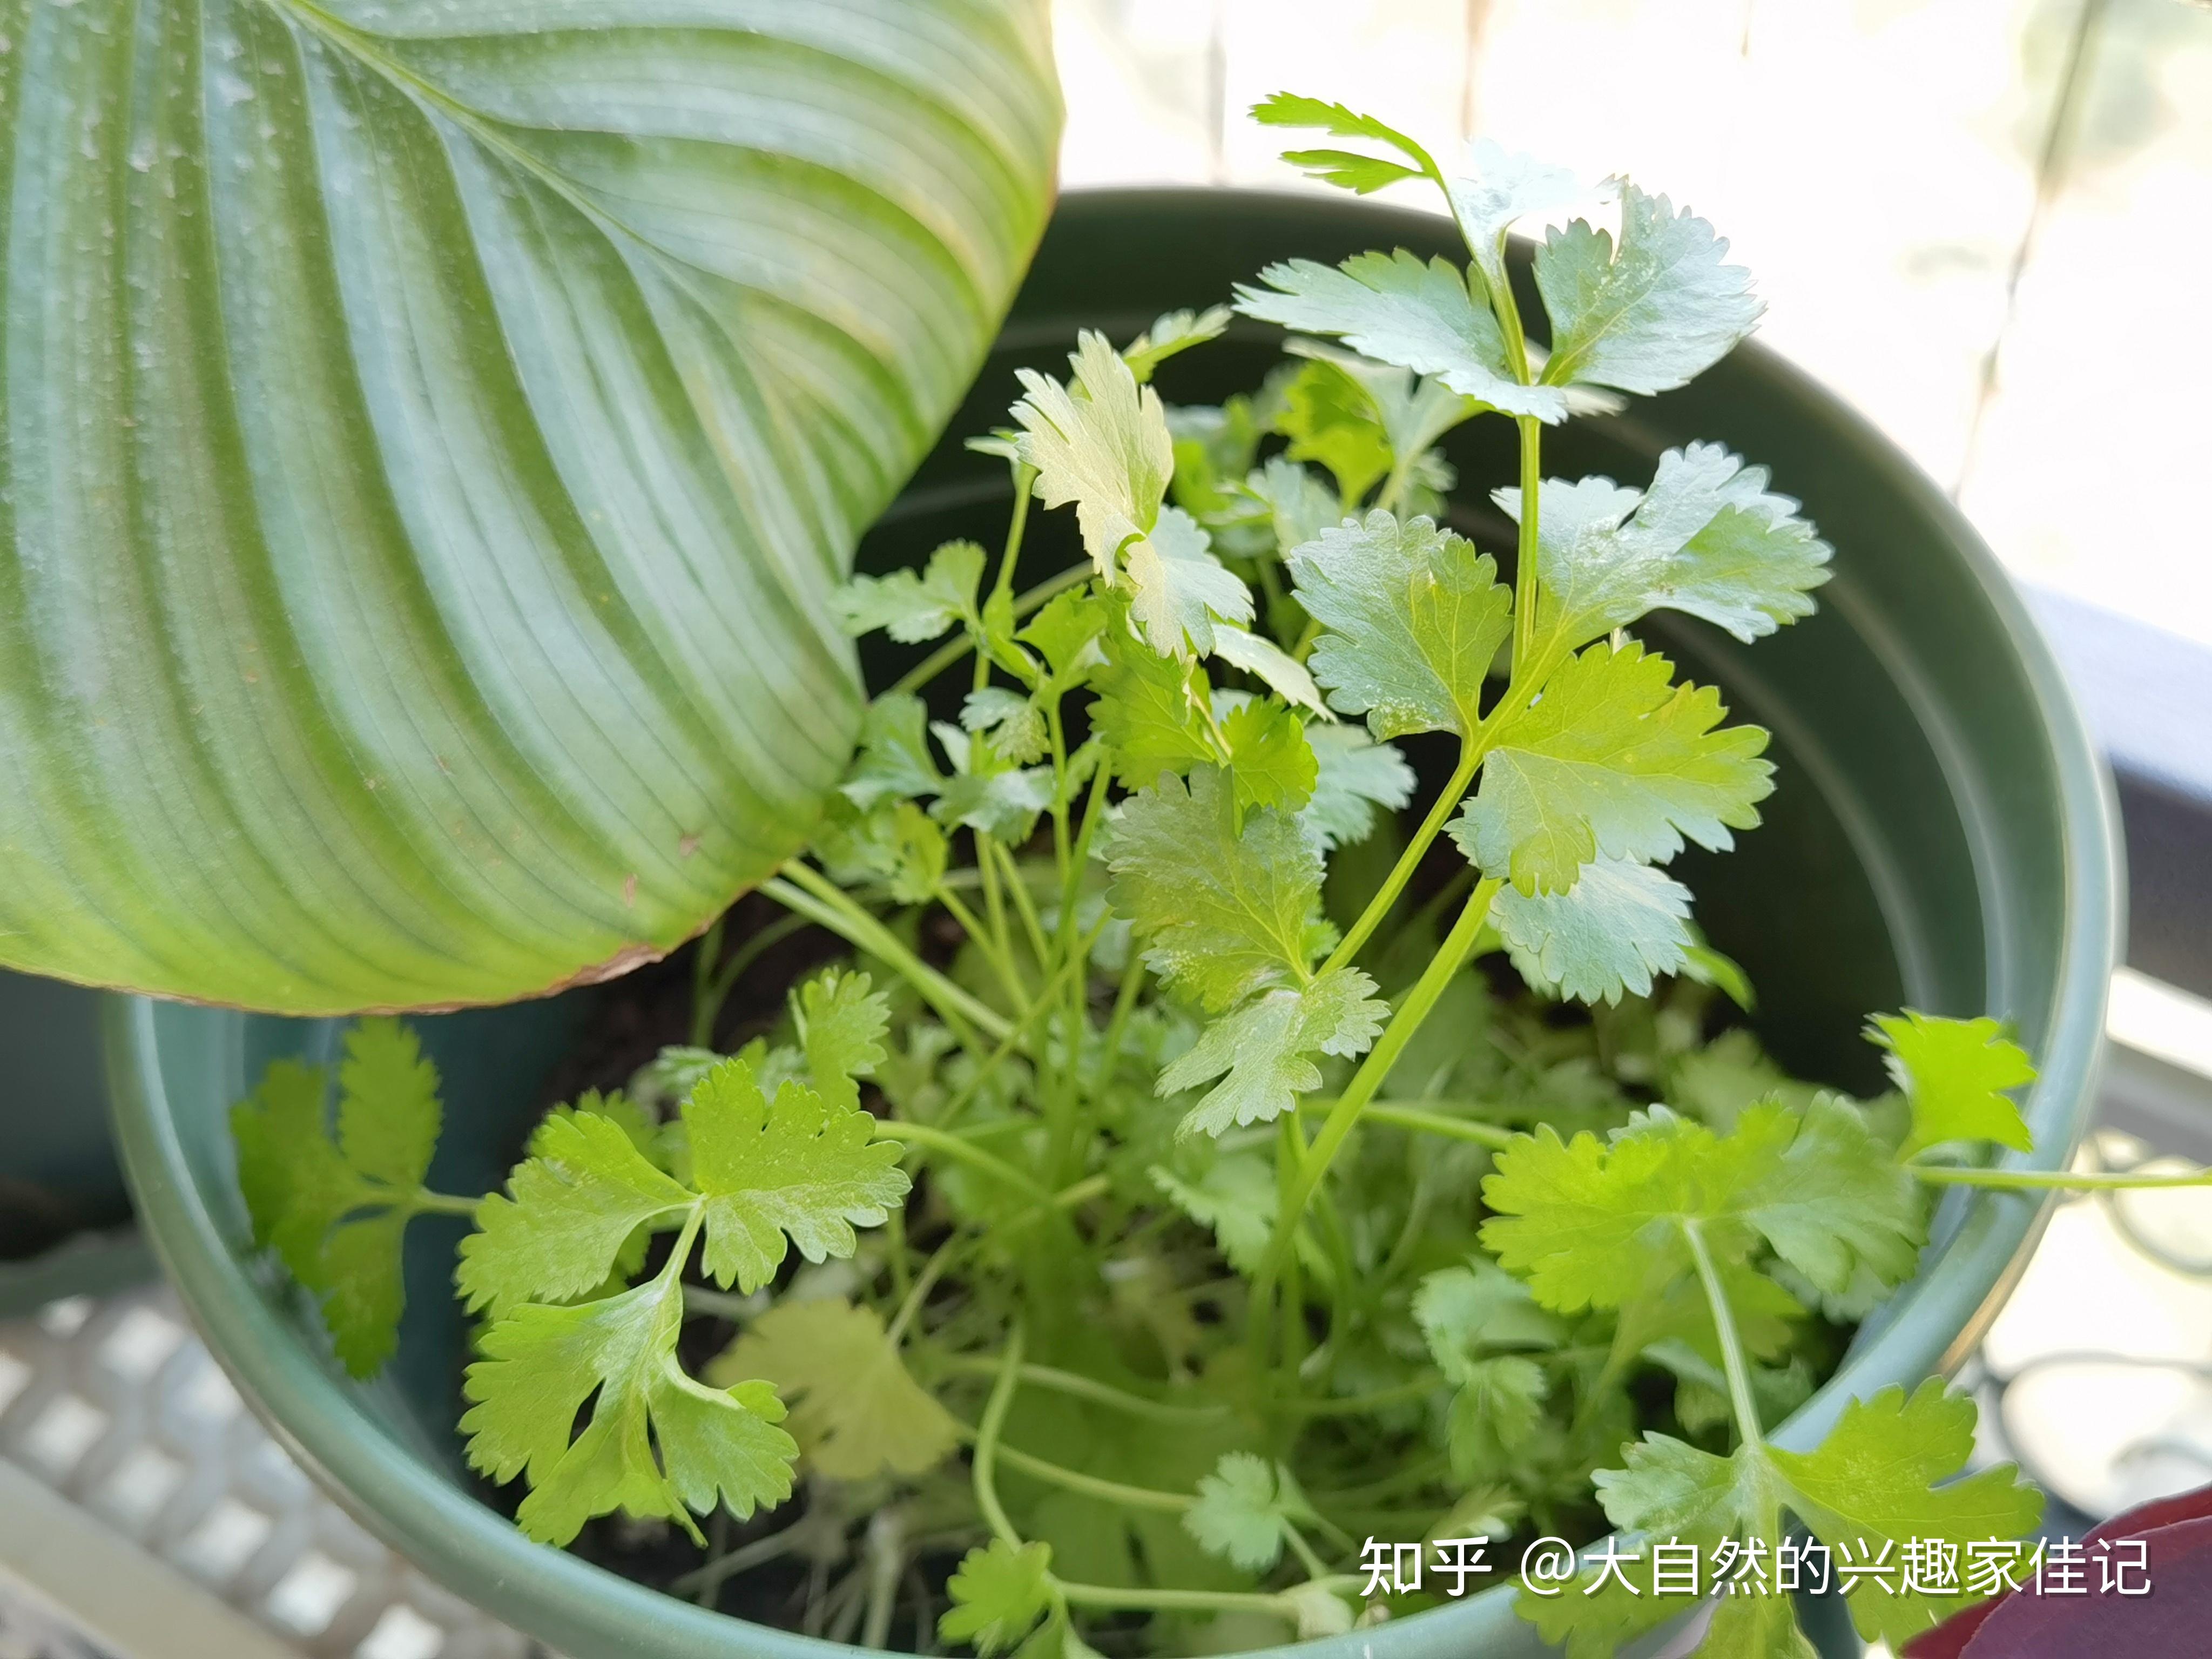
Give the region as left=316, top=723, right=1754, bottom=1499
left=678, top=833, right=700, bottom=858
left=623, top=873, right=639, bottom=908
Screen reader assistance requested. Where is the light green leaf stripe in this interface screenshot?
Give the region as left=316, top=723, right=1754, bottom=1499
left=0, top=0, right=1060, bottom=1011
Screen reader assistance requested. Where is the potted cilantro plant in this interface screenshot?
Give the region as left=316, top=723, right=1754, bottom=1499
left=100, top=86, right=2149, bottom=1659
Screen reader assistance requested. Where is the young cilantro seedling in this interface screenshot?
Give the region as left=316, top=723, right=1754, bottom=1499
left=225, top=92, right=2204, bottom=1659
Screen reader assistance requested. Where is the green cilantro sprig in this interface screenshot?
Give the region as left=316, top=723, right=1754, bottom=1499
left=220, top=90, right=2208, bottom=1659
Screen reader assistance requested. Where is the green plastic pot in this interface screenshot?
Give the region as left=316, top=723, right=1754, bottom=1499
left=107, top=189, right=2120, bottom=1659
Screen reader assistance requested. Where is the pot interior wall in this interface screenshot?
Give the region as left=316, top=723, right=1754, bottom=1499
left=1, top=969, right=129, bottom=1262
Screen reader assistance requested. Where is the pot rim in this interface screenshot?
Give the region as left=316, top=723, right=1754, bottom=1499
left=106, top=186, right=2122, bottom=1659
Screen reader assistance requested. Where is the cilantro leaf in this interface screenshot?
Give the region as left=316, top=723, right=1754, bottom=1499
left=841, top=693, right=945, bottom=811
left=708, top=1298, right=959, bottom=1480
left=1242, top=455, right=1341, bottom=554
left=1481, top=1097, right=1923, bottom=1314
left=1273, top=354, right=1393, bottom=502
left=1157, top=968, right=1387, bottom=1137
left=1496, top=444, right=1831, bottom=653
left=1106, top=766, right=1322, bottom=1012
left=1185, top=1452, right=1313, bottom=1572
left=1123, top=505, right=1253, bottom=659
left=1221, top=697, right=1317, bottom=814
left=1250, top=91, right=1440, bottom=193
left=1445, top=140, right=1597, bottom=297
left=1090, top=629, right=1222, bottom=787
left=1013, top=332, right=1172, bottom=577
left=1212, top=623, right=1325, bottom=714
left=684, top=1059, right=910, bottom=1293
left=1301, top=723, right=1416, bottom=852
left=813, top=796, right=946, bottom=904
left=1768, top=1380, right=2042, bottom=1647
left=1283, top=339, right=1478, bottom=491
left=794, top=968, right=891, bottom=1112
left=1493, top=854, right=1694, bottom=1004
left=1151, top=1150, right=1282, bottom=1277
left=1233, top=251, right=1566, bottom=421
left=1449, top=640, right=1773, bottom=894
left=1446, top=1356, right=1550, bottom=1474
left=1414, top=1258, right=1570, bottom=1374
left=460, top=1274, right=795, bottom=1547
left=230, top=1019, right=450, bottom=1377
left=1019, top=589, right=1111, bottom=689
left=1535, top=183, right=1762, bottom=396
left=940, top=1539, right=1054, bottom=1655
left=1867, top=1010, right=2036, bottom=1161
left=964, top=686, right=1049, bottom=766
left=1122, top=306, right=1231, bottom=383
left=458, top=1109, right=693, bottom=1318
left=932, top=724, right=1055, bottom=841
left=1291, top=510, right=1513, bottom=740
left=833, top=540, right=986, bottom=644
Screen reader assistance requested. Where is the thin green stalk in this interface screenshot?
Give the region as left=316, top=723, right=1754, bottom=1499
left=407, top=1190, right=482, bottom=1218
left=974, top=1441, right=1191, bottom=1514
left=1320, top=744, right=1480, bottom=973
left=972, top=1323, right=1027, bottom=1549
left=1295, top=1100, right=1516, bottom=1151
left=691, top=911, right=810, bottom=1047
left=873, top=1121, right=1051, bottom=1203
left=1093, top=951, right=1147, bottom=1098
left=1252, top=878, right=1502, bottom=1368
left=978, top=468, right=1037, bottom=693
left=1684, top=1218, right=1763, bottom=1450
left=1511, top=414, right=1543, bottom=666
left=1912, top=1164, right=2212, bottom=1191
left=937, top=883, right=1024, bottom=1010
left=933, top=1357, right=1232, bottom=1425
left=682, top=1284, right=763, bottom=1324
left=992, top=839, right=1054, bottom=972
left=884, top=1236, right=960, bottom=1350
left=763, top=867, right=1009, bottom=1046
left=934, top=927, right=1103, bottom=1131
left=691, top=918, right=725, bottom=1039
left=888, top=565, right=1089, bottom=697
left=1276, top=1375, right=1445, bottom=1417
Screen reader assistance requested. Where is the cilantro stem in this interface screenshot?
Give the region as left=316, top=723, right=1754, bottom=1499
left=1093, top=950, right=1147, bottom=1099
left=1511, top=415, right=1543, bottom=668
left=888, top=565, right=1088, bottom=698
left=1252, top=878, right=1503, bottom=1371
left=1294, top=1099, right=1516, bottom=1150
left=970, top=1321, right=1027, bottom=1549
left=932, top=1357, right=1231, bottom=1425
left=1320, top=743, right=1481, bottom=974
left=1911, top=1164, right=2212, bottom=1191
left=1276, top=1375, right=1445, bottom=1416
left=963, top=1438, right=1191, bottom=1514
left=884, top=1236, right=959, bottom=1349
left=407, top=1190, right=481, bottom=1218
left=932, top=925, right=1103, bottom=1131
left=764, top=866, right=1010, bottom=1046
left=1683, top=1218, right=1764, bottom=1451
left=682, top=1284, right=764, bottom=1324
left=978, top=466, right=1037, bottom=693
left=989, top=839, right=1054, bottom=973
left=873, top=1121, right=1051, bottom=1203
left=938, top=882, right=1027, bottom=1012
left=690, top=911, right=808, bottom=1047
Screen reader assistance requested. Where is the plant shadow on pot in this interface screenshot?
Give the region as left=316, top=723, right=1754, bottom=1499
left=0, top=970, right=149, bottom=1316
left=107, top=191, right=2118, bottom=1659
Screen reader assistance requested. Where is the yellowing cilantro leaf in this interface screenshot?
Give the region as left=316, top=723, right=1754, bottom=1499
left=1157, top=968, right=1387, bottom=1137
left=1301, top=724, right=1416, bottom=853
left=231, top=1020, right=450, bottom=1377
left=1090, top=629, right=1222, bottom=787
left=458, top=1109, right=693, bottom=1318
left=1867, top=1010, right=2037, bottom=1161
left=1481, top=1097, right=1923, bottom=1314
left=460, top=1273, right=795, bottom=1547
left=708, top=1298, right=958, bottom=1481
left=1498, top=444, right=1831, bottom=653
left=1014, top=332, right=1172, bottom=577
left=1123, top=506, right=1253, bottom=659
left=1185, top=1452, right=1313, bottom=1572
left=841, top=693, right=945, bottom=811
left=833, top=539, right=986, bottom=644
left=794, top=968, right=890, bottom=1112
left=1211, top=623, right=1325, bottom=714
left=1291, top=510, right=1513, bottom=740
left=1122, top=305, right=1231, bottom=383
left=1106, top=766, right=1321, bottom=1012
left=963, top=687, right=1050, bottom=766
left=1250, top=91, right=1440, bottom=193
left=1233, top=251, right=1566, bottom=422
left=940, top=1538, right=1054, bottom=1656
left=1535, top=183, right=1762, bottom=397
left=1493, top=854, right=1695, bottom=1005
left=683, top=1058, right=909, bottom=1294
left=1221, top=697, right=1318, bottom=814
left=1450, top=640, right=1773, bottom=894
left=1768, top=1380, right=2042, bottom=1648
